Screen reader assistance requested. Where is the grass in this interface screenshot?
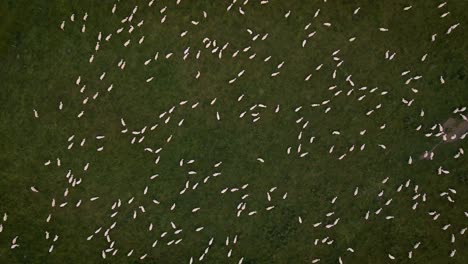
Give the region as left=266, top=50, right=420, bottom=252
left=0, top=0, right=467, bottom=263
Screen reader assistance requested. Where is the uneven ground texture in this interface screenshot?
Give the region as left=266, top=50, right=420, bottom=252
left=0, top=0, right=467, bottom=263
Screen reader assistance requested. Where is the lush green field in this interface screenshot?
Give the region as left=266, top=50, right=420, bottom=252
left=1, top=0, right=467, bottom=263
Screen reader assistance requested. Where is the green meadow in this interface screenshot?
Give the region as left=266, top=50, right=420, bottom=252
left=0, top=0, right=467, bottom=263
